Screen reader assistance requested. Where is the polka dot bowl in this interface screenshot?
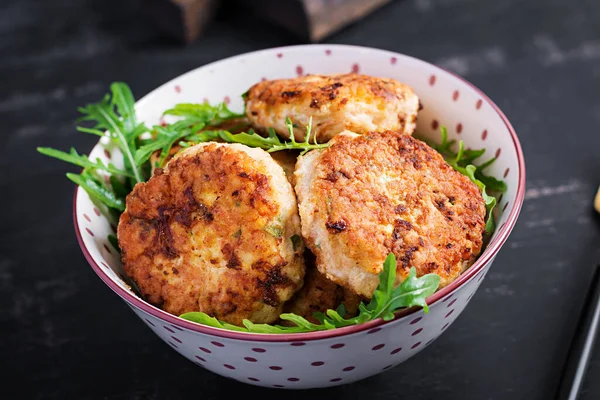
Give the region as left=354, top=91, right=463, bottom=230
left=74, top=44, right=525, bottom=389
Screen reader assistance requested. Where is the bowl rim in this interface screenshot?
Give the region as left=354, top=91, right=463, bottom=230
left=73, top=44, right=526, bottom=342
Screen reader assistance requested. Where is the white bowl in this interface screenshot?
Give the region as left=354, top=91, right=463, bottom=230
left=74, top=44, right=525, bottom=389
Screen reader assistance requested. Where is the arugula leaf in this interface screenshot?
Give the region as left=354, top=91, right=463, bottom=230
left=182, top=117, right=329, bottom=155
left=163, top=102, right=244, bottom=128
left=423, top=126, right=506, bottom=234
left=37, top=147, right=134, bottom=178
left=179, top=253, right=440, bottom=333
left=67, top=171, right=125, bottom=211
left=76, top=83, right=146, bottom=183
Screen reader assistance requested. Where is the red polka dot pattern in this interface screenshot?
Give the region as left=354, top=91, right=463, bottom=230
left=288, top=377, right=299, bottom=382
left=171, top=336, right=182, bottom=343
left=224, top=364, right=235, bottom=370
left=391, top=347, right=402, bottom=355
left=199, top=347, right=211, bottom=354
left=367, top=328, right=382, bottom=334
left=269, top=366, right=282, bottom=371
left=103, top=244, right=111, bottom=254
left=86, top=228, right=94, bottom=237
left=495, top=148, right=502, bottom=158
left=325, top=49, right=332, bottom=55
left=252, top=348, right=266, bottom=353
left=411, top=328, right=423, bottom=336
left=277, top=53, right=283, bottom=58
left=391, top=57, right=397, bottom=64
left=244, top=357, right=257, bottom=362
left=290, top=342, right=305, bottom=346
left=452, top=90, right=460, bottom=101
left=411, top=342, right=421, bottom=349
left=296, top=65, right=304, bottom=76
left=410, top=317, right=422, bottom=325
left=447, top=299, right=457, bottom=307
left=476, top=99, right=483, bottom=109
left=223, top=96, right=230, bottom=105
left=175, top=85, right=181, bottom=93
left=311, top=361, right=324, bottom=366
left=103, top=149, right=111, bottom=159
left=429, top=75, right=436, bottom=86
left=372, top=344, right=385, bottom=350
left=482, top=129, right=488, bottom=140
left=163, top=326, right=175, bottom=334
left=503, top=202, right=509, bottom=212
left=83, top=214, right=91, bottom=222
left=330, top=378, right=342, bottom=382
left=504, top=168, right=510, bottom=178
left=93, top=207, right=100, bottom=216
left=456, top=123, right=463, bottom=133
left=431, top=119, right=439, bottom=130
left=445, top=309, right=455, bottom=318
left=331, top=343, right=345, bottom=349
left=248, top=377, right=259, bottom=382
left=351, top=63, right=360, bottom=73
left=442, top=322, right=450, bottom=330
left=343, top=366, right=355, bottom=372
left=195, top=356, right=205, bottom=362
left=145, top=319, right=155, bottom=327
left=211, top=341, right=224, bottom=347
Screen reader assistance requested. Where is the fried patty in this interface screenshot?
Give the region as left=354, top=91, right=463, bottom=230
left=282, top=251, right=363, bottom=324
left=245, top=73, right=420, bottom=143
left=294, top=130, right=486, bottom=298
left=118, top=142, right=305, bottom=325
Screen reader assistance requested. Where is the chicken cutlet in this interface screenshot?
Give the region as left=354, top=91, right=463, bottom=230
left=245, top=73, right=420, bottom=143
left=294, top=130, right=486, bottom=298
left=118, top=142, right=305, bottom=325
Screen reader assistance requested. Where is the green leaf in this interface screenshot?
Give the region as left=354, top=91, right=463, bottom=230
left=110, top=82, right=137, bottom=133
left=37, top=147, right=134, bottom=178
left=179, top=312, right=249, bottom=332
left=67, top=171, right=125, bottom=211
left=76, top=85, right=145, bottom=183
left=108, top=234, right=121, bottom=253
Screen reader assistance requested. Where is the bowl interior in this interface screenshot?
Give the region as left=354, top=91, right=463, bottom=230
left=75, top=44, right=524, bottom=337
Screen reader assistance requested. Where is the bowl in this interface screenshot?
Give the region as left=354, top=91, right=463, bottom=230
left=73, top=44, right=525, bottom=389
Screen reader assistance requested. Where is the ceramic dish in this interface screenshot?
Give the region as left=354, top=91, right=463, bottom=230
left=74, top=44, right=525, bottom=389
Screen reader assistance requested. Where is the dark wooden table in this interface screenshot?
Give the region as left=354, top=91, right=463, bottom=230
left=3, top=0, right=600, bottom=399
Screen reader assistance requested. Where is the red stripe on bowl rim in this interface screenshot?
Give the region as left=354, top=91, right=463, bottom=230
left=73, top=44, right=526, bottom=343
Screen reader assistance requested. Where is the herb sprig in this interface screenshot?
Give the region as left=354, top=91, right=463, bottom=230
left=423, top=127, right=507, bottom=233
left=180, top=253, right=441, bottom=333
left=181, top=117, right=329, bottom=155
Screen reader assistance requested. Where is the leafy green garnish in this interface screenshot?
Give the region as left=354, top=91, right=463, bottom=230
left=37, top=147, right=134, bottom=178
left=180, top=253, right=440, bottom=333
left=424, top=126, right=507, bottom=233
left=76, top=82, right=147, bottom=184
left=182, top=117, right=329, bottom=155
left=67, top=171, right=125, bottom=211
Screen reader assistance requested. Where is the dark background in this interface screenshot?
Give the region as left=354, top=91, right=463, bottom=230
left=2, top=0, right=600, bottom=399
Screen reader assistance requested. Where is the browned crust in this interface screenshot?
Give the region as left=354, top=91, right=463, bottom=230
left=118, top=143, right=304, bottom=325
left=245, top=73, right=419, bottom=142
left=300, top=131, right=486, bottom=294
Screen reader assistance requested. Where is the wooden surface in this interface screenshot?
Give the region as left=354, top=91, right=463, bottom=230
left=3, top=0, right=600, bottom=399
